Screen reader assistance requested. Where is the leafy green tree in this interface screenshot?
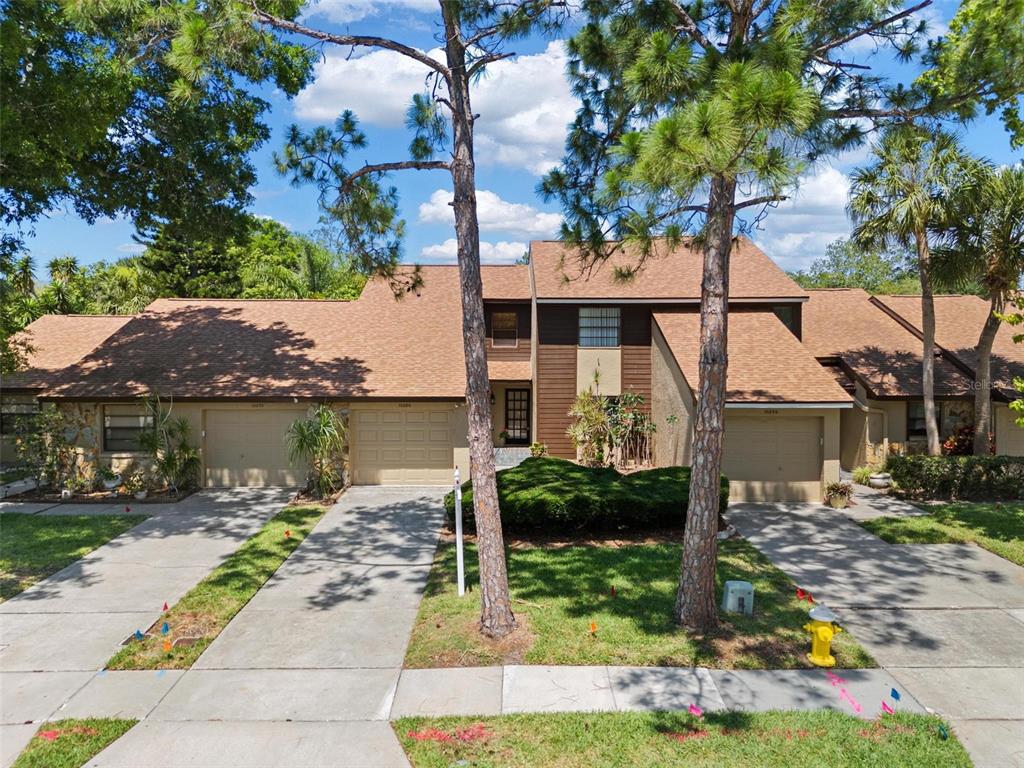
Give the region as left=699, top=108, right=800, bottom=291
left=0, top=249, right=36, bottom=373
left=789, top=238, right=919, bottom=293
left=542, top=0, right=1024, bottom=632
left=2, top=0, right=313, bottom=256
left=140, top=220, right=244, bottom=299
left=236, top=219, right=365, bottom=299
left=849, top=127, right=982, bottom=456
left=86, top=259, right=158, bottom=315
left=933, top=165, right=1024, bottom=453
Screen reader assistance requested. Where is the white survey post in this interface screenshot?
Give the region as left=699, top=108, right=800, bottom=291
left=454, top=466, right=465, bottom=597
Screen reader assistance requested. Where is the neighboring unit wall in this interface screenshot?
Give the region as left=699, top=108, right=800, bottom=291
left=995, top=403, right=1024, bottom=455
left=840, top=405, right=867, bottom=469
left=651, top=323, right=694, bottom=466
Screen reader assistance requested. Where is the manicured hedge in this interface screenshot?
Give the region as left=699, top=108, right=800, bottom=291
left=443, top=456, right=729, bottom=532
left=888, top=455, right=1024, bottom=500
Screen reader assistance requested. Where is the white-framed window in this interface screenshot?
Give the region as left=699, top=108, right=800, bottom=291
left=491, top=311, right=518, bottom=347
left=579, top=307, right=620, bottom=348
left=103, top=406, right=154, bottom=452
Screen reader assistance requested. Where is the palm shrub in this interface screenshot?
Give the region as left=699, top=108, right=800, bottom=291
left=566, top=391, right=609, bottom=467
left=287, top=404, right=346, bottom=498
left=139, top=395, right=200, bottom=492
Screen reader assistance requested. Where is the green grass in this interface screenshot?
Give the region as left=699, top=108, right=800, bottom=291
left=12, top=719, right=136, bottom=768
left=446, top=456, right=728, bottom=532
left=0, top=514, right=147, bottom=601
left=860, top=501, right=1024, bottom=566
left=395, top=711, right=969, bottom=768
left=106, top=504, right=327, bottom=669
left=404, top=539, right=873, bottom=669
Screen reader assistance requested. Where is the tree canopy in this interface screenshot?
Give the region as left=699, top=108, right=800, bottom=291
left=0, top=0, right=313, bottom=256
left=789, top=238, right=920, bottom=294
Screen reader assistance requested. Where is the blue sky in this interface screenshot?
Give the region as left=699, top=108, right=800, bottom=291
left=25, top=0, right=1023, bottom=276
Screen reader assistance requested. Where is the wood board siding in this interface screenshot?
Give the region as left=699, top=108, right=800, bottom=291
left=535, top=304, right=654, bottom=458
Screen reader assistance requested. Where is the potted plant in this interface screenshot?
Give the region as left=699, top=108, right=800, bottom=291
left=97, top=464, right=122, bottom=492
left=824, top=481, right=853, bottom=509
left=124, top=471, right=148, bottom=500
left=498, top=430, right=510, bottom=446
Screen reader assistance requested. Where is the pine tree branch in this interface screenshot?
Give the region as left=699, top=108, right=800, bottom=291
left=815, top=0, right=932, bottom=56
left=734, top=194, right=788, bottom=210
left=342, top=160, right=451, bottom=190
left=666, top=1, right=717, bottom=54
left=468, top=51, right=515, bottom=77
left=812, top=55, right=872, bottom=71
left=251, top=4, right=450, bottom=80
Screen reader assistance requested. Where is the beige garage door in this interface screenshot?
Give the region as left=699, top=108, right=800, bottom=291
left=723, top=413, right=822, bottom=501
left=351, top=404, right=454, bottom=485
left=996, top=405, right=1024, bottom=455
left=204, top=408, right=307, bottom=487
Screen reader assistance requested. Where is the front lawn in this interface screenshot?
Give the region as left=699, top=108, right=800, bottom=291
left=12, top=719, right=136, bottom=768
left=106, top=504, right=326, bottom=669
left=404, top=539, right=873, bottom=669
left=446, top=456, right=728, bottom=531
left=0, top=514, right=147, bottom=601
left=395, top=711, right=969, bottom=768
left=1, top=467, right=31, bottom=485
left=860, top=501, right=1024, bottom=566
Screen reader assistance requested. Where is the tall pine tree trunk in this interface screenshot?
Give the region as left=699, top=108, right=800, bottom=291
left=916, top=231, right=941, bottom=456
left=972, top=297, right=1001, bottom=455
left=442, top=2, right=515, bottom=638
left=675, top=174, right=735, bottom=633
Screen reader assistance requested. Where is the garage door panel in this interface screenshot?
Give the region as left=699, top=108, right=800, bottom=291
left=352, top=405, right=454, bottom=485
left=724, top=414, right=823, bottom=501
left=205, top=408, right=306, bottom=487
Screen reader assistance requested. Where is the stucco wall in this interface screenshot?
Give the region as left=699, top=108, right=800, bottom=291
left=576, top=347, right=622, bottom=396
left=995, top=403, right=1024, bottom=456
left=651, top=324, right=694, bottom=466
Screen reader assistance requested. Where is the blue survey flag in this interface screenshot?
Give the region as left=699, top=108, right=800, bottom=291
left=134, top=629, right=144, bottom=641
left=161, top=622, right=169, bottom=635
left=890, top=688, right=901, bottom=701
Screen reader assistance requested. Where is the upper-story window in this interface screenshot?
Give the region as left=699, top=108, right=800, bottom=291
left=491, top=311, right=518, bottom=348
left=579, top=307, right=620, bottom=348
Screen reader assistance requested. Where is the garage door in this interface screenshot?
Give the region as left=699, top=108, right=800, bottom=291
left=723, top=413, right=822, bottom=501
left=204, top=408, right=307, bottom=487
left=351, top=404, right=454, bottom=485
left=996, top=405, right=1024, bottom=455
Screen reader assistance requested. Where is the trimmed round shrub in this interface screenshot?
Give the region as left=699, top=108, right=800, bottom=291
left=444, top=456, right=729, bottom=532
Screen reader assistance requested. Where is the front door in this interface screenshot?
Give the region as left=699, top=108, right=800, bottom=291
left=504, top=389, right=530, bottom=445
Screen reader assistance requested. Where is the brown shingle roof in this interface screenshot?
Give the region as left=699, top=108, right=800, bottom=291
left=45, top=269, right=481, bottom=400
left=3, top=315, right=133, bottom=391
left=874, top=295, right=1024, bottom=398
left=654, top=311, right=851, bottom=403
left=479, top=265, right=531, bottom=300
left=530, top=237, right=808, bottom=300
left=802, top=289, right=974, bottom=398
left=488, top=360, right=532, bottom=381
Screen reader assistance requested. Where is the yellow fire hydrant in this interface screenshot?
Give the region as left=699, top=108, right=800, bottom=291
left=803, top=605, right=842, bottom=667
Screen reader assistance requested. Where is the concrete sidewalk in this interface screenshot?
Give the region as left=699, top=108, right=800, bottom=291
left=0, top=488, right=291, bottom=766
left=727, top=501, right=1024, bottom=768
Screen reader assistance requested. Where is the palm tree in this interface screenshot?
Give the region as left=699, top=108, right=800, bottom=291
left=933, top=165, right=1024, bottom=454
left=287, top=405, right=347, bottom=498
left=848, top=126, right=980, bottom=455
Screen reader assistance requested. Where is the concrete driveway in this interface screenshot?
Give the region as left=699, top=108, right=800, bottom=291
left=0, top=488, right=292, bottom=767
left=80, top=486, right=444, bottom=768
left=728, top=501, right=1024, bottom=768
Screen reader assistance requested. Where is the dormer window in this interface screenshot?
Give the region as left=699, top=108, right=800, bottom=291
left=579, top=307, right=620, bottom=348
left=492, top=311, right=518, bottom=347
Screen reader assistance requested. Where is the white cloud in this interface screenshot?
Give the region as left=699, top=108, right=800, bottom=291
left=748, top=166, right=853, bottom=272
left=418, top=189, right=561, bottom=238
left=420, top=238, right=528, bottom=265
left=116, top=242, right=146, bottom=254
left=304, top=0, right=438, bottom=24
left=294, top=41, right=577, bottom=175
